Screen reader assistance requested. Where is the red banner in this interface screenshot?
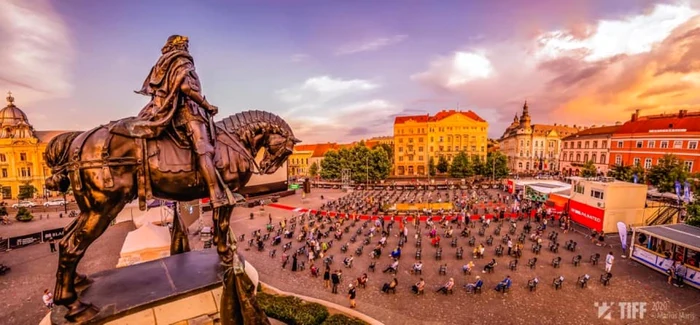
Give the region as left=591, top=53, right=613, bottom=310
left=568, top=200, right=604, bottom=231
left=507, top=180, right=515, bottom=194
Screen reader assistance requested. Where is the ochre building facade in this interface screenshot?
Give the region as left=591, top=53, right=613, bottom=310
left=393, top=110, right=488, bottom=176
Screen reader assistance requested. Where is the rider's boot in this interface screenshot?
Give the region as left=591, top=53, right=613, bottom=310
left=198, top=153, right=228, bottom=208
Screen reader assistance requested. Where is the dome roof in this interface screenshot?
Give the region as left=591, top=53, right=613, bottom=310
left=0, top=91, right=30, bottom=127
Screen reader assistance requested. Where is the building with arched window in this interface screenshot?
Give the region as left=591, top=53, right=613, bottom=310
left=0, top=92, right=69, bottom=200
left=559, top=125, right=621, bottom=177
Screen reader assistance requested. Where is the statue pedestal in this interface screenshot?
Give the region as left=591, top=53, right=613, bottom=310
left=46, top=250, right=260, bottom=325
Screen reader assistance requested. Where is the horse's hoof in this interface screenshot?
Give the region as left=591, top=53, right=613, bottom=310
left=75, top=274, right=94, bottom=292
left=64, top=300, right=99, bottom=323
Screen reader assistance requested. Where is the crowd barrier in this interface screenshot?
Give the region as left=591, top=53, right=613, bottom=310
left=0, top=226, right=65, bottom=252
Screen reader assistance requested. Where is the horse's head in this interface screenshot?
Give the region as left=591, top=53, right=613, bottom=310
left=260, top=132, right=300, bottom=174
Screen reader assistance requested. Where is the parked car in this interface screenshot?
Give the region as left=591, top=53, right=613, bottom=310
left=12, top=201, right=36, bottom=208
left=44, top=199, right=67, bottom=207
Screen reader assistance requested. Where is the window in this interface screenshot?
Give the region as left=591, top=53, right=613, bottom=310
left=430, top=137, right=434, bottom=142
left=418, top=156, right=423, bottom=161
left=615, top=155, right=622, bottom=165
left=633, top=158, right=640, bottom=166
left=455, top=146, right=459, bottom=151
left=600, top=154, right=606, bottom=165
left=20, top=153, right=26, bottom=161
left=591, top=189, right=604, bottom=200
left=585, top=141, right=590, bottom=149
left=418, top=137, right=423, bottom=142
left=1, top=168, right=6, bottom=178
left=398, top=156, right=403, bottom=162
left=574, top=184, right=585, bottom=194
left=569, top=153, right=574, bottom=161
left=602, top=142, right=607, bottom=149
left=439, top=136, right=444, bottom=142
left=684, top=161, right=693, bottom=172
left=660, top=141, right=668, bottom=149
left=577, top=141, right=582, bottom=149
left=617, top=141, right=623, bottom=148
left=583, top=154, right=589, bottom=162
left=591, top=154, right=597, bottom=163
left=689, top=141, right=698, bottom=150
left=564, top=142, right=568, bottom=149
left=0, top=154, right=5, bottom=162
left=576, top=154, right=581, bottom=162
left=398, top=147, right=403, bottom=152
left=439, top=146, right=444, bottom=151
left=398, top=139, right=403, bottom=143
left=592, top=141, right=598, bottom=149
left=674, top=140, right=682, bottom=149
left=648, top=141, right=655, bottom=149
left=644, top=158, right=652, bottom=169
left=518, top=162, right=523, bottom=169
left=418, top=146, right=423, bottom=152
left=636, top=141, right=643, bottom=148
left=471, top=146, right=476, bottom=152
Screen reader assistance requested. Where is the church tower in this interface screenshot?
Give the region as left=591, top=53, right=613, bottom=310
left=519, top=100, right=531, bottom=129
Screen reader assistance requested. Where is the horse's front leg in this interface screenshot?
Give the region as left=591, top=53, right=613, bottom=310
left=170, top=202, right=191, bottom=255
left=213, top=205, right=234, bottom=264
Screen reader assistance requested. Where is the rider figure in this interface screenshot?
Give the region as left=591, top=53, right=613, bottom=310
left=132, top=35, right=228, bottom=208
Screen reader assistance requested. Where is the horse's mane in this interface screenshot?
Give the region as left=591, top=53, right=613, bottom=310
left=44, top=131, right=83, bottom=170
left=215, top=110, right=296, bottom=142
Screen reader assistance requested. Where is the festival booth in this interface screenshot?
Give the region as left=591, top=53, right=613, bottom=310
left=630, top=224, right=700, bottom=290
left=116, top=222, right=171, bottom=268
left=568, top=178, right=648, bottom=233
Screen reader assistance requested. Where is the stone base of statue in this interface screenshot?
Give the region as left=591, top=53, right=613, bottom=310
left=43, top=250, right=267, bottom=325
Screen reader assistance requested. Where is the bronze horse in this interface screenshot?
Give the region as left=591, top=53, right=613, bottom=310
left=44, top=110, right=298, bottom=322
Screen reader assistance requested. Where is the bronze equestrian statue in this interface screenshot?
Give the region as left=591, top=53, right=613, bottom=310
left=44, top=35, right=299, bottom=324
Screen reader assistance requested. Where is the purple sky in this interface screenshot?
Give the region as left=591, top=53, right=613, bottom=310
left=2, top=0, right=699, bottom=143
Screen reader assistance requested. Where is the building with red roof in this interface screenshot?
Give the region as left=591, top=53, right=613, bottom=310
left=393, top=109, right=488, bottom=176
left=609, top=109, right=700, bottom=173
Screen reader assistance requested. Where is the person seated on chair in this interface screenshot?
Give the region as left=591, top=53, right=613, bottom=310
left=383, top=259, right=399, bottom=273
left=495, top=275, right=512, bottom=292
left=412, top=261, right=423, bottom=274
left=372, top=244, right=382, bottom=258
left=310, top=264, right=319, bottom=277
left=445, top=227, right=454, bottom=238
left=462, top=261, right=475, bottom=274
left=431, top=235, right=441, bottom=246
left=357, top=273, right=368, bottom=288
left=412, top=278, right=425, bottom=295
left=382, top=277, right=398, bottom=293
left=390, top=247, right=402, bottom=259
left=343, top=256, right=354, bottom=268
left=464, top=276, right=483, bottom=293
left=482, top=259, right=497, bottom=273
left=436, top=278, right=455, bottom=294
left=379, top=235, right=387, bottom=247
left=478, top=244, right=485, bottom=257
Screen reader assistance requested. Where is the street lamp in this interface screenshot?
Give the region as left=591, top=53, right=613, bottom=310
left=366, top=156, right=369, bottom=190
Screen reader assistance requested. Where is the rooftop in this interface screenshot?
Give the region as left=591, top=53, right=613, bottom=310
left=636, top=223, right=700, bottom=250
left=394, top=109, right=486, bottom=124
left=563, top=125, right=621, bottom=140
left=615, top=110, right=700, bottom=135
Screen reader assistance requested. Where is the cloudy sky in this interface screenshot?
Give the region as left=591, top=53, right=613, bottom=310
left=1, top=0, right=700, bottom=142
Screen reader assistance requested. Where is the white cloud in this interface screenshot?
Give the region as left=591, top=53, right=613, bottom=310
left=411, top=51, right=495, bottom=89
left=536, top=2, right=697, bottom=62
left=335, top=34, right=407, bottom=55
left=290, top=53, right=309, bottom=62
left=276, top=76, right=379, bottom=108
left=0, top=0, right=74, bottom=101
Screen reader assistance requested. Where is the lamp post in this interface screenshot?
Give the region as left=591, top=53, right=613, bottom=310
left=366, top=156, right=369, bottom=191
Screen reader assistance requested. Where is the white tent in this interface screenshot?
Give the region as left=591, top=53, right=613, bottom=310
left=117, top=222, right=171, bottom=267
left=133, top=206, right=174, bottom=228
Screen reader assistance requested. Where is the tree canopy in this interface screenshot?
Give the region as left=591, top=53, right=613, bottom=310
left=437, top=155, right=449, bottom=174
left=647, top=154, right=688, bottom=193
left=449, top=151, right=471, bottom=178
left=428, top=157, right=437, bottom=177
left=319, top=144, right=391, bottom=182
left=308, top=162, right=319, bottom=177
left=18, top=182, right=37, bottom=200
left=581, top=160, right=598, bottom=178
left=483, top=152, right=509, bottom=179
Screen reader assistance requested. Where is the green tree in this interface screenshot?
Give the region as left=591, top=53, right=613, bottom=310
left=0, top=201, right=7, bottom=217
left=470, top=155, right=484, bottom=176
left=581, top=160, right=598, bottom=178
left=320, top=150, right=342, bottom=180
left=428, top=157, right=437, bottom=177
left=308, top=161, right=319, bottom=177
left=449, top=152, right=469, bottom=178
left=647, top=154, right=688, bottom=193
left=368, top=147, right=391, bottom=181
left=484, top=152, right=509, bottom=179
left=18, top=182, right=37, bottom=200
left=375, top=143, right=394, bottom=163
left=15, top=207, right=33, bottom=222
left=686, top=202, right=700, bottom=227
left=437, top=155, right=449, bottom=174
left=607, top=164, right=645, bottom=183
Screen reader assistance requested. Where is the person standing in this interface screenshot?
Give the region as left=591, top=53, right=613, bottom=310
left=605, top=251, right=614, bottom=273
left=323, top=266, right=331, bottom=288
left=347, top=284, right=357, bottom=308
left=42, top=289, right=54, bottom=309
left=291, top=254, right=298, bottom=272
left=48, top=237, right=56, bottom=253
left=331, top=270, right=340, bottom=294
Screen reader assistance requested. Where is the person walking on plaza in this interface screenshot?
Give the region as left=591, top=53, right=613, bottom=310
left=605, top=251, right=614, bottom=273
left=48, top=237, right=56, bottom=253
left=331, top=270, right=341, bottom=294
left=42, top=289, right=54, bottom=309
left=348, top=284, right=357, bottom=308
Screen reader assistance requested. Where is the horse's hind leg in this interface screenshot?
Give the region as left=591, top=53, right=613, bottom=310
left=212, top=205, right=235, bottom=264
left=54, top=203, right=125, bottom=322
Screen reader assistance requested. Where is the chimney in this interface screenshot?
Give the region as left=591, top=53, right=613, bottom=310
left=679, top=109, right=688, bottom=118
left=631, top=109, right=640, bottom=122
left=615, top=121, right=622, bottom=126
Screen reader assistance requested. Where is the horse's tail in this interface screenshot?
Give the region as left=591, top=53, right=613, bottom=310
left=44, top=131, right=83, bottom=192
